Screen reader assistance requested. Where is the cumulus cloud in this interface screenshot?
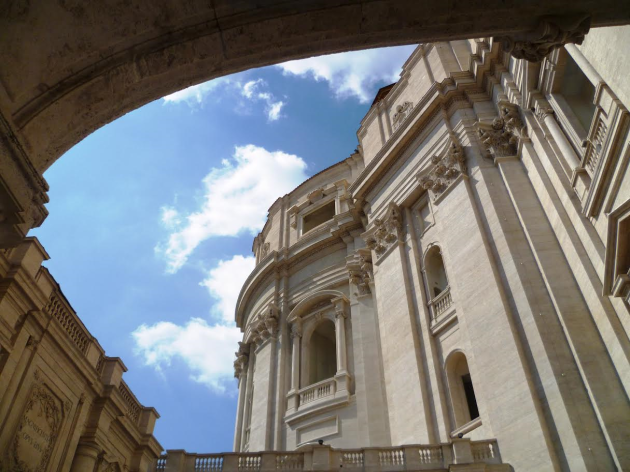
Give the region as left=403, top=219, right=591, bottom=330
left=162, top=76, right=285, bottom=121
left=156, top=144, right=307, bottom=273
left=162, top=78, right=229, bottom=105
left=240, top=79, right=285, bottom=121
left=277, top=45, right=417, bottom=103
left=132, top=254, right=255, bottom=393
left=200, top=255, right=256, bottom=324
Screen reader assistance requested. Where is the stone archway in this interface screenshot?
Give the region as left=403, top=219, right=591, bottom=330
left=1, top=0, right=629, bottom=246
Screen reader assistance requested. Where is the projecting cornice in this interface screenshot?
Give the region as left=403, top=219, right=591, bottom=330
left=234, top=218, right=362, bottom=329
left=350, top=42, right=504, bottom=202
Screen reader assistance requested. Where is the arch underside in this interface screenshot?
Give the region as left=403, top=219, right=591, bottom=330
left=1, top=0, right=628, bottom=173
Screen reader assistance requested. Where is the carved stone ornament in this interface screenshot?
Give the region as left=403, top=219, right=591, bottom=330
left=99, top=460, right=121, bottom=472
left=233, top=342, right=250, bottom=378
left=476, top=102, right=527, bottom=161
left=260, top=242, right=270, bottom=259
left=497, top=14, right=591, bottom=62
left=362, top=203, right=402, bottom=258
left=346, top=250, right=373, bottom=295
left=418, top=139, right=466, bottom=201
left=250, top=303, right=280, bottom=347
left=9, top=384, right=63, bottom=472
left=290, top=319, right=302, bottom=339
left=307, top=187, right=325, bottom=203
left=393, top=101, right=413, bottom=131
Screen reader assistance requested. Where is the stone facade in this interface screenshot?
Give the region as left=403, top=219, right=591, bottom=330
left=0, top=238, right=162, bottom=471
left=223, top=34, right=630, bottom=472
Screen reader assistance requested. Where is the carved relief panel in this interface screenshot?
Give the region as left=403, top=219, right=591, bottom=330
left=6, top=381, right=65, bottom=472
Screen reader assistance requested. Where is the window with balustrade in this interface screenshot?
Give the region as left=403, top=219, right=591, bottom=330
left=285, top=293, right=351, bottom=417
left=306, top=319, right=337, bottom=385
left=445, top=351, right=480, bottom=431
left=423, top=245, right=454, bottom=326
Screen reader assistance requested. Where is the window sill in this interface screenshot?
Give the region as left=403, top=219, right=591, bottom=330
left=450, top=417, right=482, bottom=439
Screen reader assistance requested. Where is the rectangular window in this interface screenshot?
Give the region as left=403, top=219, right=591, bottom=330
left=559, top=53, right=596, bottom=135
left=302, top=201, right=335, bottom=234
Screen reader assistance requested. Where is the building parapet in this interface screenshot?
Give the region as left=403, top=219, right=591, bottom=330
left=159, top=439, right=508, bottom=472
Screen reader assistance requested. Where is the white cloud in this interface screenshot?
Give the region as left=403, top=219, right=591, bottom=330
left=200, top=255, right=256, bottom=324
left=240, top=79, right=285, bottom=121
left=132, top=318, right=242, bottom=393
left=162, top=78, right=228, bottom=105
left=267, top=101, right=285, bottom=121
left=277, top=45, right=417, bottom=103
left=162, top=76, right=285, bottom=121
left=156, top=144, right=307, bottom=273
left=160, top=206, right=181, bottom=229
left=132, top=254, right=255, bottom=393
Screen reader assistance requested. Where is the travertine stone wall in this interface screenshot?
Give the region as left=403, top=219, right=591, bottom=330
left=0, top=238, right=162, bottom=472
left=233, top=34, right=630, bottom=472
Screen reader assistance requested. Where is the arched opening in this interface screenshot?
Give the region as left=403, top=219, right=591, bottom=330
left=425, top=246, right=448, bottom=299
left=307, top=320, right=337, bottom=385
left=446, top=352, right=480, bottom=428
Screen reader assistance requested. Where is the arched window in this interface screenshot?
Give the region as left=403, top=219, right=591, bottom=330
left=425, top=246, right=448, bottom=299
left=446, top=352, right=480, bottom=428
left=306, top=320, right=337, bottom=385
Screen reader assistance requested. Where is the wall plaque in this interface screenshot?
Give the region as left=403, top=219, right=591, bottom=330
left=8, top=384, right=63, bottom=472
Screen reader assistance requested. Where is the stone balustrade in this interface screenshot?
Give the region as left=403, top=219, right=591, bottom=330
left=298, top=377, right=336, bottom=405
left=428, top=287, right=453, bottom=322
left=160, top=439, right=507, bottom=472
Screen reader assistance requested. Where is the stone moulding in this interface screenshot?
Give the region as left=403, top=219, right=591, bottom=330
left=346, top=249, right=373, bottom=296
left=362, top=203, right=402, bottom=260
left=247, top=303, right=280, bottom=350
left=233, top=342, right=250, bottom=378
left=496, top=14, right=591, bottom=62
left=417, top=138, right=467, bottom=202
left=476, top=101, right=527, bottom=162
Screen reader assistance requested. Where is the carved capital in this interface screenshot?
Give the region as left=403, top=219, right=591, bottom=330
left=362, top=202, right=402, bottom=259
left=290, top=319, right=302, bottom=339
left=476, top=102, right=527, bottom=161
left=392, top=101, right=414, bottom=131
left=332, top=297, right=348, bottom=319
left=534, top=103, right=555, bottom=121
left=417, top=138, right=466, bottom=201
left=497, top=14, right=591, bottom=62
left=346, top=249, right=373, bottom=295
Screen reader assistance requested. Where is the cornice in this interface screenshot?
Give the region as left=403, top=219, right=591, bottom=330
left=349, top=45, right=504, bottom=202
left=235, top=234, right=351, bottom=328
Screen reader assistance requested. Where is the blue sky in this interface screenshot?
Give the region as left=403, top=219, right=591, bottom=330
left=31, top=45, right=416, bottom=453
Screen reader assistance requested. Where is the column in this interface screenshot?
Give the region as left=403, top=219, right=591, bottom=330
left=286, top=321, right=301, bottom=414
left=70, top=442, right=101, bottom=472
left=240, top=355, right=254, bottom=451
left=233, top=365, right=248, bottom=451
left=332, top=297, right=350, bottom=394
left=536, top=105, right=582, bottom=170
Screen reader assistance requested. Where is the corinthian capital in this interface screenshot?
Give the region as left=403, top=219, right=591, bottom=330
left=497, top=14, right=591, bottom=62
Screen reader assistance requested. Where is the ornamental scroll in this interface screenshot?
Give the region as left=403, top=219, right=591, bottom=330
left=417, top=139, right=466, bottom=201
left=7, top=382, right=64, bottom=472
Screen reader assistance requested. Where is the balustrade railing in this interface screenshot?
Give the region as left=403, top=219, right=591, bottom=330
left=428, top=287, right=453, bottom=322
left=418, top=445, right=443, bottom=465
left=298, top=377, right=335, bottom=406
left=340, top=451, right=364, bottom=469
left=196, top=455, right=224, bottom=472
left=377, top=448, right=404, bottom=467
left=158, top=439, right=504, bottom=471
left=275, top=453, right=303, bottom=471
left=118, top=380, right=142, bottom=425
left=471, top=440, right=499, bottom=463
left=45, top=292, right=90, bottom=354
left=238, top=454, right=261, bottom=471
left=584, top=117, right=607, bottom=177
